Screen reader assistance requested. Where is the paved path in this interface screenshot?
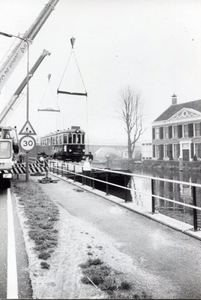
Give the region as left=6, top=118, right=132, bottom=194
left=35, top=173, right=201, bottom=299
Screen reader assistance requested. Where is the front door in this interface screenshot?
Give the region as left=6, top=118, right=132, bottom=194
left=183, top=149, right=189, bottom=161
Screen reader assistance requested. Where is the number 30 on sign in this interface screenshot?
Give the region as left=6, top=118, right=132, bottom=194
left=20, top=135, right=36, bottom=152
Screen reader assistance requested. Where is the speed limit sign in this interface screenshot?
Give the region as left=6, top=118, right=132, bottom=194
left=20, top=135, right=36, bottom=152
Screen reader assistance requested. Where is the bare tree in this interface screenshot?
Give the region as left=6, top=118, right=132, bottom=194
left=119, top=86, right=145, bottom=159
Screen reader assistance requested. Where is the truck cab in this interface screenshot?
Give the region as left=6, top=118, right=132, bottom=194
left=0, top=126, right=19, bottom=188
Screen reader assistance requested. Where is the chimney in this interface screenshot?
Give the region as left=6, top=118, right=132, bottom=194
left=171, top=94, right=177, bottom=105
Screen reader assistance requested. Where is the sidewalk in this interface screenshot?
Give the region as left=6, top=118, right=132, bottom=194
left=49, top=171, right=201, bottom=241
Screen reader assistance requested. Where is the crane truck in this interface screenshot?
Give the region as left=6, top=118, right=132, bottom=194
left=0, top=0, right=59, bottom=187
left=0, top=50, right=50, bottom=188
left=0, top=126, right=18, bottom=188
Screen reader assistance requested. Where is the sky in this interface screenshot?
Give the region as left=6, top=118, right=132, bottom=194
left=0, top=0, right=201, bottom=146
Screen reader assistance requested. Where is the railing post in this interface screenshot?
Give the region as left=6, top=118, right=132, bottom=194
left=106, top=171, right=109, bottom=195
left=61, top=163, right=63, bottom=177
left=66, top=163, right=69, bottom=179
left=90, top=170, right=92, bottom=187
left=82, top=167, right=84, bottom=185
left=57, top=162, right=58, bottom=175
left=92, top=169, right=95, bottom=189
left=73, top=165, right=76, bottom=182
left=151, top=178, right=155, bottom=214
left=124, top=174, right=128, bottom=202
left=192, top=186, right=198, bottom=231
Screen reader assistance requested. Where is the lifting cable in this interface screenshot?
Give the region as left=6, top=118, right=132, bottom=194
left=38, top=74, right=60, bottom=112
left=57, top=37, right=90, bottom=150
left=37, top=74, right=60, bottom=139
left=57, top=37, right=87, bottom=97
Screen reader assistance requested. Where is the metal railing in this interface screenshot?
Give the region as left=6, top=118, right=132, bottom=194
left=48, top=160, right=201, bottom=231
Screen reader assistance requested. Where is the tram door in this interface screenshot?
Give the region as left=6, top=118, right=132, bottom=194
left=183, top=149, right=189, bottom=161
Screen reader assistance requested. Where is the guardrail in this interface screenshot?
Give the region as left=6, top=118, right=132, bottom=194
left=48, top=161, right=201, bottom=232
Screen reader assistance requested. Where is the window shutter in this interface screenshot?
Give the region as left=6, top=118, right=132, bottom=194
left=191, top=143, right=194, bottom=158
left=160, top=127, right=163, bottom=139
left=188, top=123, right=193, bottom=137
left=152, top=128, right=155, bottom=140
left=178, top=125, right=182, bottom=138
left=153, top=145, right=155, bottom=157
left=168, top=126, right=172, bottom=139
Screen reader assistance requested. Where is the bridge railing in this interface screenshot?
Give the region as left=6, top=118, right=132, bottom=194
left=48, top=160, right=201, bottom=232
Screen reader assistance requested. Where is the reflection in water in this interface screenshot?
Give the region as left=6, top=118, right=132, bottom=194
left=131, top=168, right=201, bottom=227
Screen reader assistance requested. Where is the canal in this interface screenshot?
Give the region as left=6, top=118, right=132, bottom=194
left=130, top=168, right=201, bottom=228
left=50, top=160, right=201, bottom=228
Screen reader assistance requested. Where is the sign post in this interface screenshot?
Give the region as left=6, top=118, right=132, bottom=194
left=19, top=131, right=36, bottom=182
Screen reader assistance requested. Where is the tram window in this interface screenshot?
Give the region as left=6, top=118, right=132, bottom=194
left=59, top=135, right=63, bottom=144
left=82, top=135, right=85, bottom=144
left=64, top=134, right=67, bottom=143
left=68, top=134, right=72, bottom=144
left=73, top=134, right=76, bottom=143
left=77, top=134, right=81, bottom=143
left=56, top=136, right=59, bottom=145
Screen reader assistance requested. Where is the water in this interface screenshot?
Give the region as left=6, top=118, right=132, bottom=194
left=52, top=160, right=201, bottom=228
left=131, top=168, right=201, bottom=228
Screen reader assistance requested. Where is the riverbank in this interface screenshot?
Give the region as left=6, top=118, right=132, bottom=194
left=109, top=158, right=201, bottom=173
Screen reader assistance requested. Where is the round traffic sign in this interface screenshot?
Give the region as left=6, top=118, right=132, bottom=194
left=20, top=135, right=36, bottom=152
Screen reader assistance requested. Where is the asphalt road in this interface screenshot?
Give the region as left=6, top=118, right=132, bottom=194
left=37, top=177, right=201, bottom=299
left=0, top=188, right=7, bottom=299
left=0, top=187, right=32, bottom=299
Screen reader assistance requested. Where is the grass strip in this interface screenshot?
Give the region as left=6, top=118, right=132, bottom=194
left=12, top=179, right=60, bottom=269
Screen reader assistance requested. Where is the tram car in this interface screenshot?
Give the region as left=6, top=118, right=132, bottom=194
left=40, top=126, right=85, bottom=162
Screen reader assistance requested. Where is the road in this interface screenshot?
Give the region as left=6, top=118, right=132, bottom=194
left=36, top=176, right=201, bottom=299
left=0, top=187, right=32, bottom=299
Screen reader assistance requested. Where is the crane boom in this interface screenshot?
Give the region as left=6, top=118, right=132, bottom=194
left=0, top=49, right=51, bottom=125
left=0, top=0, right=59, bottom=92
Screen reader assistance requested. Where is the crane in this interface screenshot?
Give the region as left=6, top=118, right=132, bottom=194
left=0, top=0, right=59, bottom=92
left=0, top=49, right=51, bottom=125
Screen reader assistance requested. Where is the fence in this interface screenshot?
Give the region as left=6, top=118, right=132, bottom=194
left=48, top=161, right=201, bottom=232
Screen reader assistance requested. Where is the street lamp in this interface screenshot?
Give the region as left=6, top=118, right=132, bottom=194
left=0, top=31, right=30, bottom=181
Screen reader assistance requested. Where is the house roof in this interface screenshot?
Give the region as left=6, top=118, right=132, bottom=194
left=154, top=99, right=201, bottom=122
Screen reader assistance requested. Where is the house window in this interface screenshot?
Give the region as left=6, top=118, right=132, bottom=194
left=173, top=126, right=178, bottom=138
left=164, top=144, right=168, bottom=158
left=183, top=124, right=189, bottom=137
left=155, top=128, right=160, bottom=139
left=182, top=143, right=189, bottom=149
left=155, top=145, right=160, bottom=158
left=173, top=144, right=179, bottom=159
left=164, top=127, right=169, bottom=139
left=195, top=143, right=201, bottom=158
left=195, top=123, right=201, bottom=137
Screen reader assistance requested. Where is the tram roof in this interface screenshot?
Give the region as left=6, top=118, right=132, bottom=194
left=41, top=127, right=85, bottom=138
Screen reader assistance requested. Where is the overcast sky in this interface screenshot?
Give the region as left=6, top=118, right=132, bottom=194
left=0, top=0, right=201, bottom=145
